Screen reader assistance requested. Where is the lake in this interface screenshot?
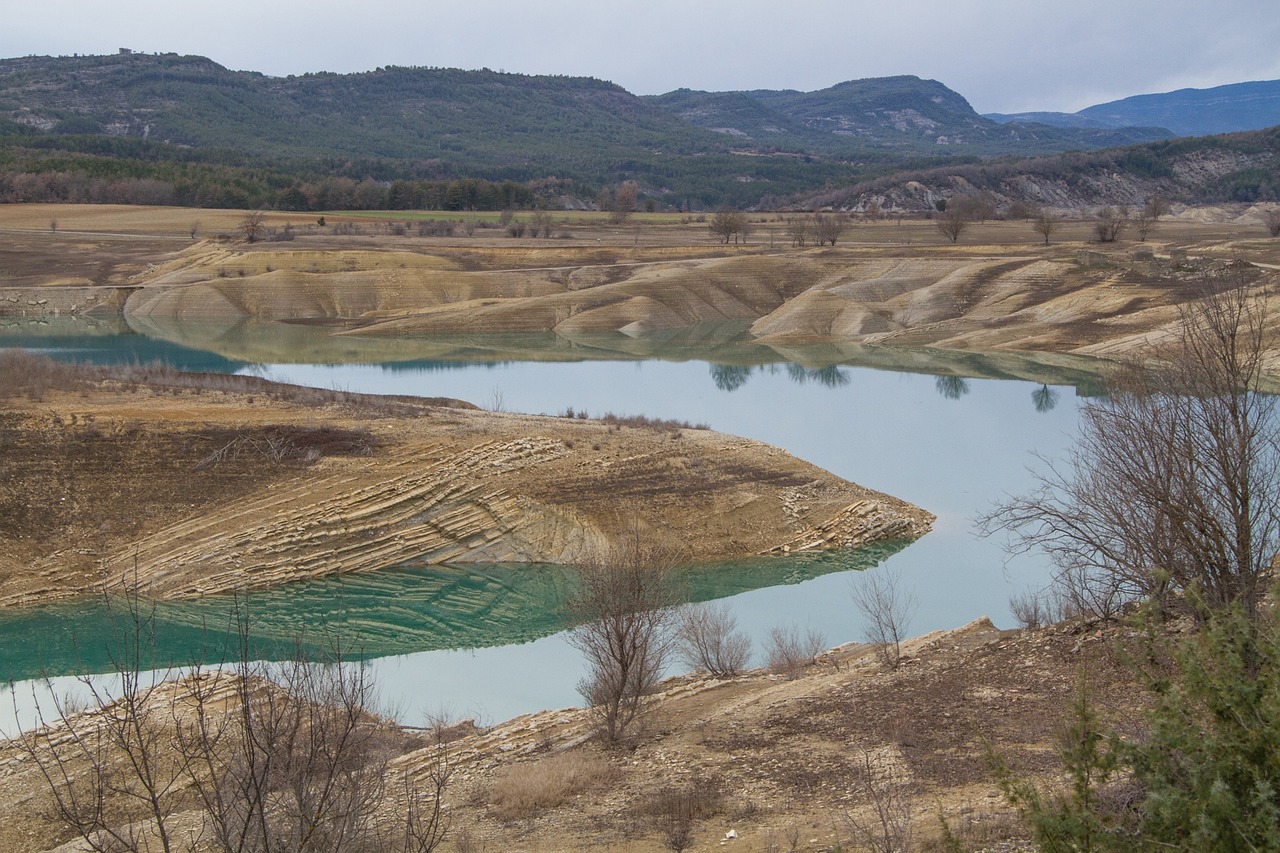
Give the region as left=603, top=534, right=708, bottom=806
left=0, top=319, right=1096, bottom=730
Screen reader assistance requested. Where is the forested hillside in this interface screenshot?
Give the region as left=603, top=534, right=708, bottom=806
left=0, top=52, right=1276, bottom=212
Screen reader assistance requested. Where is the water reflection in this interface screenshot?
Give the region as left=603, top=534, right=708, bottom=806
left=0, top=544, right=911, bottom=683
left=710, top=363, right=752, bottom=392
left=1, top=317, right=1111, bottom=405
left=935, top=375, right=971, bottom=400
left=1032, top=384, right=1061, bottom=413
left=786, top=363, right=851, bottom=388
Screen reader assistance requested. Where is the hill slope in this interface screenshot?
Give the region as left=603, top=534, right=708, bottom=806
left=813, top=126, right=1280, bottom=211
left=649, top=76, right=1172, bottom=155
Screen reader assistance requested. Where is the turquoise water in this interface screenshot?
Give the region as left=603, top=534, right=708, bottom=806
left=0, top=321, right=1091, bottom=728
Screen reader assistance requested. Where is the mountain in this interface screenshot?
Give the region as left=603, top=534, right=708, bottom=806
left=810, top=126, right=1280, bottom=212
left=648, top=76, right=1172, bottom=155
left=986, top=80, right=1280, bottom=138
left=0, top=52, right=1270, bottom=212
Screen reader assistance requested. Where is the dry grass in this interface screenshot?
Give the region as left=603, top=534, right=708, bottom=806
left=485, top=750, right=617, bottom=822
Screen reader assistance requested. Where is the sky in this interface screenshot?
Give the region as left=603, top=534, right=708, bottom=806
left=3, top=0, right=1280, bottom=114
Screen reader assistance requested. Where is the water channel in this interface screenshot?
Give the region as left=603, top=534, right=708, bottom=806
left=0, top=318, right=1102, bottom=730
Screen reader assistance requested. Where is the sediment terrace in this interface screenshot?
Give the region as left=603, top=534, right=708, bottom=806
left=0, top=363, right=932, bottom=607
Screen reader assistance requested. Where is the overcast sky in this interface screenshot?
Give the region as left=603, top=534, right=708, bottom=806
left=4, top=0, right=1279, bottom=114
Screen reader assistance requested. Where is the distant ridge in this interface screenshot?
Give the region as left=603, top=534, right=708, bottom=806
left=986, top=79, right=1280, bottom=137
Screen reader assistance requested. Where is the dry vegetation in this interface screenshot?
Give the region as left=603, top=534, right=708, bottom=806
left=4, top=204, right=1280, bottom=849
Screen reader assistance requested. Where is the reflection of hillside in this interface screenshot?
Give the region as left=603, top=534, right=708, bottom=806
left=120, top=315, right=1112, bottom=393
left=0, top=543, right=910, bottom=681
left=0, top=316, right=248, bottom=372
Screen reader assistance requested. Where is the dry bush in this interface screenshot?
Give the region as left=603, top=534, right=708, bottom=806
left=639, top=776, right=724, bottom=852
left=599, top=412, right=709, bottom=432
left=16, top=580, right=450, bottom=853
left=194, top=425, right=378, bottom=469
left=852, top=568, right=918, bottom=670
left=766, top=624, right=826, bottom=680
left=0, top=349, right=97, bottom=400
left=1009, top=586, right=1081, bottom=630
left=486, top=751, right=616, bottom=822
left=568, top=535, right=685, bottom=744
left=676, top=601, right=751, bottom=677
left=845, top=749, right=917, bottom=853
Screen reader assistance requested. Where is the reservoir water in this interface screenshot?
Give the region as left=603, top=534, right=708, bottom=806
left=0, top=320, right=1097, bottom=730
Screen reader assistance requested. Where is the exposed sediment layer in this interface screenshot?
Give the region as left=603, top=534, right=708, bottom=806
left=0, top=374, right=932, bottom=606
left=102, top=243, right=1280, bottom=365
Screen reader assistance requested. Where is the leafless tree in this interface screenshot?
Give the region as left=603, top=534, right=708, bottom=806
left=1032, top=211, right=1062, bottom=245
left=812, top=212, right=846, bottom=246
left=239, top=210, right=267, bottom=243
left=1144, top=195, right=1170, bottom=221
left=983, top=268, right=1280, bottom=621
left=676, top=601, right=751, bottom=677
left=851, top=567, right=918, bottom=670
left=709, top=207, right=747, bottom=245
left=49, top=218, right=58, bottom=233
left=950, top=193, right=996, bottom=223
left=189, top=220, right=202, bottom=240
left=1133, top=210, right=1157, bottom=241
left=765, top=624, right=827, bottom=680
left=1092, top=205, right=1128, bottom=242
left=531, top=210, right=555, bottom=239
left=845, top=749, right=916, bottom=853
left=935, top=208, right=969, bottom=243
left=13, top=575, right=189, bottom=853
left=1264, top=208, right=1280, bottom=238
left=17, top=582, right=449, bottom=853
left=786, top=216, right=811, bottom=247
left=609, top=181, right=639, bottom=224
left=566, top=534, right=683, bottom=744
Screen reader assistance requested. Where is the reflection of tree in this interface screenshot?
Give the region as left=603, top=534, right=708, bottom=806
left=786, top=363, right=850, bottom=388
left=710, top=363, right=753, bottom=392
left=1032, top=384, right=1060, bottom=413
left=935, top=375, right=970, bottom=400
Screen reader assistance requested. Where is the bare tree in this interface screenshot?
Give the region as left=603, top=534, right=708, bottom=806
left=1092, top=205, right=1128, bottom=242
left=610, top=181, right=639, bottom=224
left=812, top=212, right=846, bottom=246
left=14, top=575, right=189, bottom=853
left=189, top=220, right=202, bottom=240
left=566, top=535, right=683, bottom=744
left=239, top=210, right=267, bottom=243
left=786, top=216, right=811, bottom=247
left=1032, top=211, right=1061, bottom=245
left=765, top=624, right=827, bottom=680
left=708, top=207, right=747, bottom=245
left=1133, top=209, right=1156, bottom=241
left=935, top=208, right=969, bottom=243
left=18, top=582, right=449, bottom=853
left=531, top=210, right=555, bottom=239
left=676, top=601, right=751, bottom=677
left=984, top=269, right=1280, bottom=621
left=1144, top=194, right=1169, bottom=221
left=1264, top=208, right=1280, bottom=238
left=845, top=749, right=917, bottom=853
left=851, top=567, right=918, bottom=670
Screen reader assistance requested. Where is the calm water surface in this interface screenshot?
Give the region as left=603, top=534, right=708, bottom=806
left=0, top=322, right=1093, bottom=730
